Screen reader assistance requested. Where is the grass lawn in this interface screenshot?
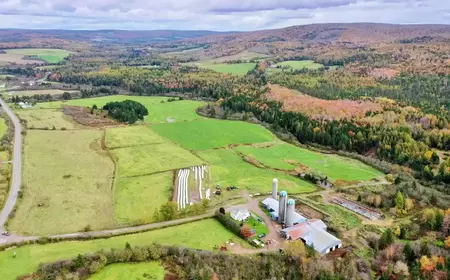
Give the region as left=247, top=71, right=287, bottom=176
left=115, top=172, right=173, bottom=225
left=106, top=125, right=165, bottom=149
left=152, top=119, right=275, bottom=150
left=246, top=213, right=268, bottom=236
left=5, top=49, right=72, bottom=63
left=309, top=200, right=361, bottom=230
left=8, top=130, right=115, bottom=235
left=195, top=62, right=256, bottom=76
left=0, top=219, right=240, bottom=280
left=112, top=142, right=204, bottom=177
left=37, top=96, right=205, bottom=123
left=235, top=144, right=382, bottom=181
left=196, top=149, right=315, bottom=193
left=0, top=117, right=7, bottom=138
left=15, top=109, right=79, bottom=130
left=276, top=60, right=324, bottom=70
left=89, top=262, right=165, bottom=280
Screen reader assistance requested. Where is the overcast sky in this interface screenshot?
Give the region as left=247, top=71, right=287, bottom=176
left=0, top=0, right=449, bottom=30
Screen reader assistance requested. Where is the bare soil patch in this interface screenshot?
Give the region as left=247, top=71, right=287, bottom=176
left=296, top=201, right=326, bottom=219
left=63, top=106, right=118, bottom=127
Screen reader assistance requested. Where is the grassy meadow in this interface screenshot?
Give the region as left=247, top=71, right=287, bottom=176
left=37, top=96, right=205, bottom=123
left=276, top=60, right=324, bottom=70
left=9, top=130, right=115, bottom=235
left=114, top=172, right=173, bottom=225
left=199, top=62, right=256, bottom=76
left=15, top=109, right=79, bottom=130
left=0, top=219, right=240, bottom=280
left=5, top=49, right=72, bottom=63
left=106, top=125, right=165, bottom=149
left=235, top=143, right=382, bottom=181
left=112, top=142, right=204, bottom=177
left=8, top=89, right=78, bottom=97
left=197, top=149, right=316, bottom=193
left=89, top=262, right=165, bottom=280
left=152, top=119, right=275, bottom=150
left=0, top=117, right=7, bottom=138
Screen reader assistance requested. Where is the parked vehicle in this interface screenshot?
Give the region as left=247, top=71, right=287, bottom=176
left=258, top=233, right=266, bottom=238
left=1, top=231, right=10, bottom=236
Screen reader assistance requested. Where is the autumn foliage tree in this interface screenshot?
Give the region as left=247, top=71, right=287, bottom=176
left=240, top=225, right=254, bottom=239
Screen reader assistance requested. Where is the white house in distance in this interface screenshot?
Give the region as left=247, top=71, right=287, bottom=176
left=230, top=208, right=250, bottom=222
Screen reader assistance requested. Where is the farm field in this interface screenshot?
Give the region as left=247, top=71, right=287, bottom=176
left=190, top=61, right=256, bottom=76
left=37, top=96, right=205, bottom=123
left=112, top=142, right=204, bottom=177
left=5, top=49, right=72, bottom=63
left=89, top=262, right=165, bottom=280
left=276, top=60, right=324, bottom=70
left=196, top=149, right=316, bottom=193
left=0, top=149, right=10, bottom=209
left=8, top=130, right=115, bottom=235
left=0, top=219, right=240, bottom=280
left=106, top=125, right=165, bottom=149
left=8, top=89, right=78, bottom=97
left=0, top=117, right=7, bottom=138
left=115, top=172, right=173, bottom=225
left=235, top=143, right=382, bottom=181
left=152, top=119, right=275, bottom=150
left=0, top=53, right=45, bottom=66
left=15, top=109, right=79, bottom=130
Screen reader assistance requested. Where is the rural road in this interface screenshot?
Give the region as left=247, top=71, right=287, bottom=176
left=0, top=98, right=22, bottom=232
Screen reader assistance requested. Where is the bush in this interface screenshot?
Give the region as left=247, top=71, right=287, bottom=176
left=103, top=100, right=148, bottom=124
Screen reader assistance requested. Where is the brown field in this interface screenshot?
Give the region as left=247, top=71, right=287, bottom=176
left=63, top=106, right=119, bottom=127
left=0, top=53, right=45, bottom=65
left=266, top=84, right=382, bottom=121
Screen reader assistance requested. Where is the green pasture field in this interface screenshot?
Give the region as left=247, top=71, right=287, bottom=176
left=235, top=144, right=382, bottom=181
left=15, top=109, right=79, bottom=130
left=36, top=96, right=205, bottom=123
left=0, top=150, right=10, bottom=208
left=8, top=130, right=115, bottom=235
left=8, top=89, right=78, bottom=97
left=106, top=125, right=165, bottom=149
left=0, top=219, right=240, bottom=280
left=196, top=149, right=315, bottom=193
left=112, top=142, right=204, bottom=177
left=190, top=61, right=256, bottom=76
left=152, top=119, right=275, bottom=150
left=5, top=49, right=72, bottom=63
left=115, top=172, right=173, bottom=225
left=276, top=60, right=324, bottom=70
left=89, top=262, right=165, bottom=280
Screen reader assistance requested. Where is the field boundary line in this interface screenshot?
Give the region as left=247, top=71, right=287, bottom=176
left=108, top=142, right=167, bottom=150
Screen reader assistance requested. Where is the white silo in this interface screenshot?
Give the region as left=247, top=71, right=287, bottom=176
left=285, top=199, right=296, bottom=227
left=278, top=190, right=288, bottom=224
left=272, top=178, right=278, bottom=200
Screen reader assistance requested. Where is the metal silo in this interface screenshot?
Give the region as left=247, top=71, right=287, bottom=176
left=285, top=199, right=296, bottom=227
left=272, top=178, right=278, bottom=200
left=278, top=190, right=288, bottom=224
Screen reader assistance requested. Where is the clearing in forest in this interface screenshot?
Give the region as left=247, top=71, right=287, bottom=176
left=187, top=61, right=256, bottom=76
left=111, top=142, right=204, bottom=177
left=152, top=119, right=275, bottom=150
left=8, top=130, right=115, bottom=235
left=89, top=262, right=165, bottom=280
left=15, top=109, right=79, bottom=130
left=196, top=149, right=316, bottom=193
left=0, top=219, right=242, bottom=280
left=106, top=125, right=165, bottom=149
left=37, top=96, right=205, bottom=123
left=235, top=143, right=382, bottom=181
left=114, top=172, right=173, bottom=225
left=4, top=49, right=72, bottom=63
left=276, top=60, right=324, bottom=70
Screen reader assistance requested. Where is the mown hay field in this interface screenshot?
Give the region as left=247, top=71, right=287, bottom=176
left=152, top=119, right=275, bottom=150
left=196, top=149, right=316, bottom=193
left=5, top=49, right=72, bottom=63
left=89, top=262, right=165, bottom=280
left=187, top=61, right=256, bottom=76
left=9, top=130, right=115, bottom=235
left=37, top=96, right=205, bottom=123
left=106, top=125, right=165, bottom=149
left=0, top=219, right=240, bottom=280
left=114, top=172, right=173, bottom=225
left=235, top=143, right=383, bottom=181
left=112, top=142, right=204, bottom=177
left=276, top=60, right=324, bottom=70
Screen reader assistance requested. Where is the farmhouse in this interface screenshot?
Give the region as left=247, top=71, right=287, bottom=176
left=230, top=208, right=250, bottom=221
left=262, top=178, right=341, bottom=255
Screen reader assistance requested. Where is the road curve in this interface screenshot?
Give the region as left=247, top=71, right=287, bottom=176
left=0, top=98, right=22, bottom=232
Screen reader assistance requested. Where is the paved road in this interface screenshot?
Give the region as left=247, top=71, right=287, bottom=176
left=0, top=98, right=22, bottom=232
